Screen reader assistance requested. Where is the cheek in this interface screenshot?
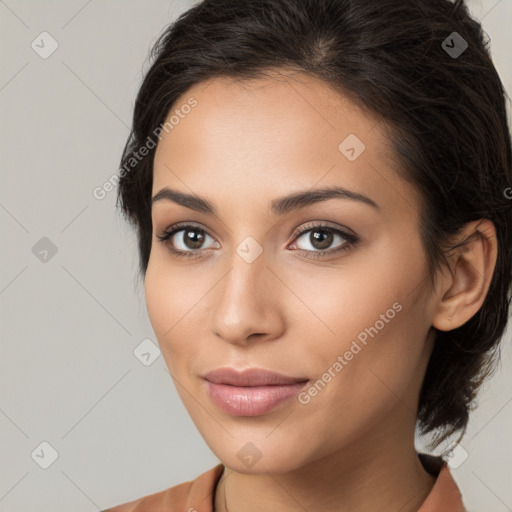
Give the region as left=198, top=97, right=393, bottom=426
left=145, top=248, right=200, bottom=335
left=144, top=260, right=174, bottom=340
left=291, top=256, right=429, bottom=421
left=293, top=325, right=401, bottom=454
left=144, top=255, right=218, bottom=378
left=144, top=258, right=192, bottom=363
left=297, top=293, right=429, bottom=442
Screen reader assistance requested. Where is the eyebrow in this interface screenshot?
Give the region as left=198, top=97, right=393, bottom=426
left=151, top=185, right=380, bottom=215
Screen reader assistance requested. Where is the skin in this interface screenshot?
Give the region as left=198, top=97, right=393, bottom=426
left=146, top=70, right=497, bottom=512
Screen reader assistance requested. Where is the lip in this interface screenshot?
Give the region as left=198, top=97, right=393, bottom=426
left=202, top=367, right=309, bottom=416
left=203, top=367, right=308, bottom=386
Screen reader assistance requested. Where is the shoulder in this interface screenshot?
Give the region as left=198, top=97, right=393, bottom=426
left=417, top=452, right=466, bottom=512
left=102, top=463, right=225, bottom=512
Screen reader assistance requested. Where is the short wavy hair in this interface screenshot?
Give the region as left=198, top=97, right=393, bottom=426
left=116, top=0, right=512, bottom=448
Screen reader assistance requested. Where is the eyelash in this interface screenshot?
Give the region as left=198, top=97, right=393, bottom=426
left=156, top=221, right=359, bottom=260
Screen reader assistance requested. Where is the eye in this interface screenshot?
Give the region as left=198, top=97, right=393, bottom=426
left=156, top=223, right=219, bottom=259
left=289, top=222, right=358, bottom=259
left=156, top=221, right=359, bottom=260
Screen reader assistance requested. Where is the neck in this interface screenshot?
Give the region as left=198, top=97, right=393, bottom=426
left=214, top=415, right=436, bottom=512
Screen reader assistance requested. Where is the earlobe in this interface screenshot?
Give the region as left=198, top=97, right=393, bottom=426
left=432, top=219, right=497, bottom=332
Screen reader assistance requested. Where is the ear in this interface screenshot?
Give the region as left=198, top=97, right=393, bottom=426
left=432, top=219, right=498, bottom=332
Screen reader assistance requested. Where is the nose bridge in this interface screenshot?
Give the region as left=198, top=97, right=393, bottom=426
left=209, top=242, right=281, bottom=343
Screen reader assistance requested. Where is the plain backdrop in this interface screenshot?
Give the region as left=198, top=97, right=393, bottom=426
left=1, top=1, right=511, bottom=511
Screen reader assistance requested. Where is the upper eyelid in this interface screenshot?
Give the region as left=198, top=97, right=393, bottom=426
left=291, top=221, right=355, bottom=238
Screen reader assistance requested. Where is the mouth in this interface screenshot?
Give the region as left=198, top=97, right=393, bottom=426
left=202, top=367, right=309, bottom=416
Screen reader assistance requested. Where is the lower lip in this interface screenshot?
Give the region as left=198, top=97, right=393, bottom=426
left=205, top=380, right=309, bottom=416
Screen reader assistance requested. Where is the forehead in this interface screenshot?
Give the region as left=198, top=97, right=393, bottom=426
left=154, top=71, right=382, bottom=161
left=151, top=72, right=419, bottom=220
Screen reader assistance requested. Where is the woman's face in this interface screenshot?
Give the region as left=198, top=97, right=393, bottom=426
left=146, top=72, right=439, bottom=473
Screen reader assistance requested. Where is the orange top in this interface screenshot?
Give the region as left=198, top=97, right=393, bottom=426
left=102, top=453, right=465, bottom=512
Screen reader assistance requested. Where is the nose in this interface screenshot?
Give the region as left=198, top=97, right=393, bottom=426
left=208, top=249, right=285, bottom=346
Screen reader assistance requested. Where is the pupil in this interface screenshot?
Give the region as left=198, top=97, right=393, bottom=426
left=312, top=230, right=332, bottom=250
left=185, top=229, right=204, bottom=249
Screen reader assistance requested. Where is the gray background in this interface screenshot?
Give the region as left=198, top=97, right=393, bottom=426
left=0, top=1, right=511, bottom=511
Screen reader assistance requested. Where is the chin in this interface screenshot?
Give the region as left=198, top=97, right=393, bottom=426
left=206, top=436, right=312, bottom=475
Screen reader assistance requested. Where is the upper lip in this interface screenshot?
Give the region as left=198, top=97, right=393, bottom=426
left=203, top=367, right=309, bottom=386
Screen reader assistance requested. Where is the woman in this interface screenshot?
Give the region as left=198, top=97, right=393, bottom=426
left=103, top=0, right=512, bottom=510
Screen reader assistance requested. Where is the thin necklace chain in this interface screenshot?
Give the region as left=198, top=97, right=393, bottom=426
left=222, top=474, right=229, bottom=512
left=224, top=486, right=229, bottom=512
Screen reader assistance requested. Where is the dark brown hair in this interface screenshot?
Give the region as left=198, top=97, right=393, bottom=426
left=116, top=0, right=512, bottom=448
